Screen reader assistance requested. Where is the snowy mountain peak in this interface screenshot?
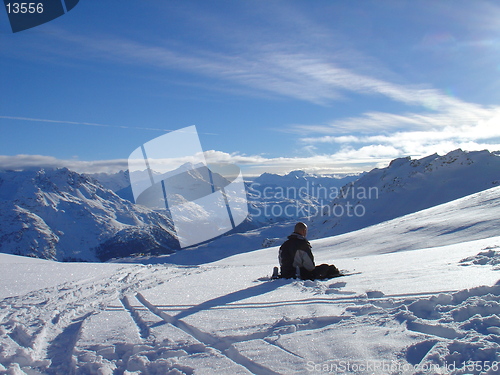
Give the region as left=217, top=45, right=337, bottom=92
left=388, top=155, right=412, bottom=168
left=287, top=170, right=307, bottom=179
left=0, top=167, right=105, bottom=202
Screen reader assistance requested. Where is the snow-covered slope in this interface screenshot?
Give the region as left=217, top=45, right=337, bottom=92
left=0, top=168, right=178, bottom=262
left=312, top=149, right=500, bottom=238
left=2, top=185, right=499, bottom=374
left=309, top=184, right=500, bottom=259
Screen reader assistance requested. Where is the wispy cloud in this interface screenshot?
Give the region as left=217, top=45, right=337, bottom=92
left=41, top=23, right=431, bottom=107
left=46, top=31, right=346, bottom=104
left=300, top=106, right=500, bottom=139
left=44, top=24, right=499, bottom=133
left=27, top=2, right=490, bottom=113
left=299, top=109, right=500, bottom=161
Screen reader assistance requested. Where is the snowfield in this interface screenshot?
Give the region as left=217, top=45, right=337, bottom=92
left=2, top=187, right=500, bottom=374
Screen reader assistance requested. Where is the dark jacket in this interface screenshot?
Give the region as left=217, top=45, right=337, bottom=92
left=279, top=232, right=315, bottom=278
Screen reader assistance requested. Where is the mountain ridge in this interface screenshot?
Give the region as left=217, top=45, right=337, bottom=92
left=311, top=148, right=500, bottom=239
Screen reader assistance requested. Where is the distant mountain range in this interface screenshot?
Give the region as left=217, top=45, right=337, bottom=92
left=245, top=170, right=359, bottom=226
left=1, top=149, right=500, bottom=262
left=93, top=169, right=360, bottom=225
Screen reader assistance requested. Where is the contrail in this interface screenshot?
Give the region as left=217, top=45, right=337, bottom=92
left=0, top=115, right=219, bottom=135
left=0, top=115, right=174, bottom=132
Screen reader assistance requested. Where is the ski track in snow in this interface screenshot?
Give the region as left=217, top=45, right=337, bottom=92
left=0, top=264, right=209, bottom=374
left=1, top=244, right=500, bottom=374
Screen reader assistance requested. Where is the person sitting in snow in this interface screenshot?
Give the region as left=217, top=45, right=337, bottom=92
left=278, top=222, right=340, bottom=280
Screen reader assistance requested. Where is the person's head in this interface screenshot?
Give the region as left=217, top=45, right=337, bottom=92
left=294, top=222, right=308, bottom=237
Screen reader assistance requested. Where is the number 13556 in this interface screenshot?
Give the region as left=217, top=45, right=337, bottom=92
left=6, top=3, right=44, bottom=14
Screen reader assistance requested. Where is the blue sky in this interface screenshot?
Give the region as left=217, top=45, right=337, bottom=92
left=2, top=0, right=500, bottom=176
